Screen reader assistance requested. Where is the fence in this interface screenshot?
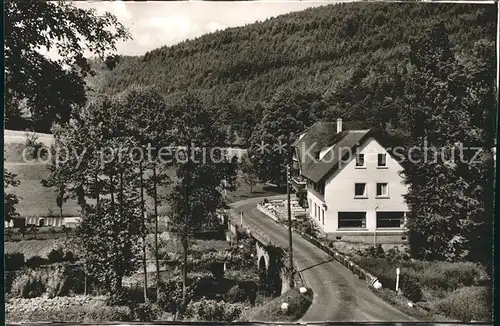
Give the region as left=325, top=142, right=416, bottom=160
left=255, top=204, right=379, bottom=288
left=224, top=209, right=307, bottom=288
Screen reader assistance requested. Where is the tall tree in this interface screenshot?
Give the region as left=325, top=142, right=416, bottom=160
left=402, top=21, right=495, bottom=263
left=240, top=153, right=258, bottom=193
left=44, top=95, right=145, bottom=293
left=167, top=93, right=238, bottom=310
left=114, top=86, right=173, bottom=301
left=4, top=167, right=20, bottom=223
left=248, top=88, right=321, bottom=187
left=5, top=0, right=130, bottom=132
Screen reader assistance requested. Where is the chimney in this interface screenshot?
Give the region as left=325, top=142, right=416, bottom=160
left=336, top=118, right=342, bottom=133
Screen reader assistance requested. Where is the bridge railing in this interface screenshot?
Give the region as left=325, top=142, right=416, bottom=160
left=224, top=209, right=307, bottom=287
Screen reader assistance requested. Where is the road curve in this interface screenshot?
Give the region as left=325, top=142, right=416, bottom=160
left=230, top=195, right=416, bottom=322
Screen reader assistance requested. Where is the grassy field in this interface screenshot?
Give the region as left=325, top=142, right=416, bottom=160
left=5, top=128, right=279, bottom=220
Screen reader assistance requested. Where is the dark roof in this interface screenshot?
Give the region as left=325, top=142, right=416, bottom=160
left=293, top=121, right=373, bottom=183
left=292, top=122, right=338, bottom=170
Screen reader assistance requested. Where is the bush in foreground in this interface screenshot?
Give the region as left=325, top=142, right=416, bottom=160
left=244, top=287, right=313, bottom=322
left=5, top=253, right=25, bottom=271
left=9, top=266, right=85, bottom=298
left=432, top=286, right=492, bottom=322
left=399, top=275, right=423, bottom=303
left=6, top=304, right=131, bottom=323
left=184, top=299, right=244, bottom=321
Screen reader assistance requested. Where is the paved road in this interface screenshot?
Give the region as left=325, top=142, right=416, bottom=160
left=230, top=196, right=416, bottom=322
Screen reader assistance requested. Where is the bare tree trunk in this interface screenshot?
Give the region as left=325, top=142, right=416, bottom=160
left=110, top=174, right=115, bottom=207
left=153, top=163, right=160, bottom=301
left=117, top=171, right=125, bottom=292
left=139, top=161, right=148, bottom=302
left=182, top=184, right=189, bottom=308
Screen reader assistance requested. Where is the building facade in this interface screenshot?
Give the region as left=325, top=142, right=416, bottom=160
left=293, top=119, right=409, bottom=244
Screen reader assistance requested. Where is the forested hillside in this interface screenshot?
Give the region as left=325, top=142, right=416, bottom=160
left=89, top=2, right=495, bottom=144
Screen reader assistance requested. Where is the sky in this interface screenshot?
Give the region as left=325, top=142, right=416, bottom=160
left=70, top=1, right=339, bottom=57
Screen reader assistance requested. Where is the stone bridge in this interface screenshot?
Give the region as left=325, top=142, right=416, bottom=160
left=221, top=210, right=302, bottom=295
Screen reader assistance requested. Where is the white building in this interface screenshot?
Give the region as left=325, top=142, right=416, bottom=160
left=292, top=119, right=409, bottom=244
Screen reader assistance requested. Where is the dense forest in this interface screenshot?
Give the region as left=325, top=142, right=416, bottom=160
left=86, top=2, right=496, bottom=145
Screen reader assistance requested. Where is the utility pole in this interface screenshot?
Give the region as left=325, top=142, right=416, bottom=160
left=286, top=164, right=294, bottom=288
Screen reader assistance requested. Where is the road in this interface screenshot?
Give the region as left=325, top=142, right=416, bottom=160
left=230, top=196, right=416, bottom=322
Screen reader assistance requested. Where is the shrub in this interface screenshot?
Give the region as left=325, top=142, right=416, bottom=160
left=157, top=279, right=184, bottom=313
left=226, top=284, right=247, bottom=303
left=9, top=265, right=82, bottom=298
left=5, top=253, right=25, bottom=271
left=385, top=247, right=411, bottom=261
left=64, top=251, right=76, bottom=262
left=400, top=275, right=423, bottom=302
left=184, top=299, right=243, bottom=321
left=106, top=289, right=131, bottom=306
left=10, top=271, right=46, bottom=298
left=131, top=303, right=156, bottom=322
left=47, top=248, right=65, bottom=264
left=246, top=287, right=313, bottom=321
left=210, top=261, right=225, bottom=280
left=433, top=286, right=491, bottom=322
left=84, top=305, right=132, bottom=322
left=25, top=255, right=48, bottom=268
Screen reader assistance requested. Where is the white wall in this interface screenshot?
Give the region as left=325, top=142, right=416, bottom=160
left=307, top=190, right=328, bottom=230
left=310, top=137, right=408, bottom=233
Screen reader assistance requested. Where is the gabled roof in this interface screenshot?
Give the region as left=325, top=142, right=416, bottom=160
left=301, top=129, right=371, bottom=183
left=292, top=122, right=338, bottom=170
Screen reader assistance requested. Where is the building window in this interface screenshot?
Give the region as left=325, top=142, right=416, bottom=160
left=376, top=212, right=404, bottom=228
left=314, top=203, right=317, bottom=218
left=356, top=153, right=365, bottom=167
left=378, top=154, right=387, bottom=167
left=354, top=183, right=367, bottom=197
left=321, top=209, right=325, bottom=225
left=376, top=183, right=389, bottom=197
left=338, top=212, right=366, bottom=228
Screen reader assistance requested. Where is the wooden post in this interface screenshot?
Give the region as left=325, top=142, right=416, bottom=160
left=396, top=267, right=400, bottom=292
left=286, top=165, right=294, bottom=288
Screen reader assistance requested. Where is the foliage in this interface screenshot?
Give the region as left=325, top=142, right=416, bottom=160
left=105, top=289, right=132, bottom=306
left=210, top=262, right=225, bottom=280
left=291, top=216, right=320, bottom=238
left=226, top=284, right=248, bottom=303
left=4, top=167, right=20, bottom=222
left=351, top=256, right=487, bottom=295
left=10, top=272, right=46, bottom=298
left=399, top=275, right=423, bottom=302
left=9, top=266, right=85, bottom=299
left=166, top=92, right=238, bottom=303
left=25, top=132, right=48, bottom=160
left=25, top=255, right=48, bottom=268
left=245, top=287, right=313, bottom=322
left=6, top=302, right=131, bottom=323
left=84, top=305, right=132, bottom=322
left=5, top=253, right=25, bottom=271
left=78, top=200, right=142, bottom=293
left=157, top=278, right=186, bottom=314
left=87, top=3, right=495, bottom=146
left=402, top=21, right=495, bottom=263
left=47, top=248, right=65, bottom=264
left=240, top=153, right=258, bottom=193
left=5, top=0, right=130, bottom=132
left=432, top=286, right=491, bottom=322
left=131, top=303, right=156, bottom=322
left=27, top=225, right=39, bottom=239
left=248, top=88, right=321, bottom=186
left=184, top=299, right=244, bottom=321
